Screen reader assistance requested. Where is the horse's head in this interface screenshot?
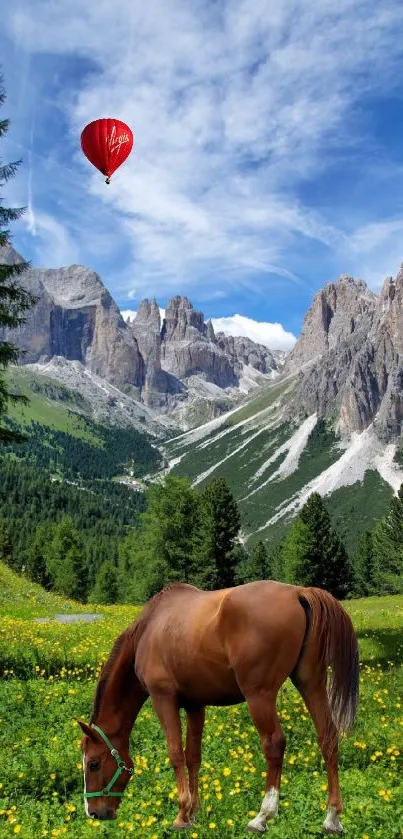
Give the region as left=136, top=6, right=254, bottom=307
left=77, top=720, right=133, bottom=820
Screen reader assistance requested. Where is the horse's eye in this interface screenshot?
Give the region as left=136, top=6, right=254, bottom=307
left=89, top=760, right=100, bottom=772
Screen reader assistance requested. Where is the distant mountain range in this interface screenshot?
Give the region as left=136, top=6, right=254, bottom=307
left=0, top=246, right=282, bottom=429
left=3, top=246, right=403, bottom=551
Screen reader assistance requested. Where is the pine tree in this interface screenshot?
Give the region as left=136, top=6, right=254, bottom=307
left=0, top=71, right=37, bottom=443
left=282, top=517, right=311, bottom=584
left=119, top=475, right=201, bottom=600
left=25, top=522, right=53, bottom=588
left=238, top=540, right=270, bottom=583
left=250, top=540, right=269, bottom=579
left=0, top=517, right=12, bottom=564
left=268, top=539, right=284, bottom=581
left=91, top=561, right=119, bottom=604
left=371, top=485, right=403, bottom=594
left=196, top=477, right=241, bottom=589
left=233, top=543, right=252, bottom=584
left=351, top=530, right=377, bottom=597
left=282, top=492, right=351, bottom=599
left=47, top=516, right=88, bottom=602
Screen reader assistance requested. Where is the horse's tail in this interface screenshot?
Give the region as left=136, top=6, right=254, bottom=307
left=298, top=587, right=359, bottom=736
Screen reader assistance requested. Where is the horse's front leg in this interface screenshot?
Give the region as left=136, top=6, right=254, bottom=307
left=245, top=692, right=286, bottom=834
left=151, top=692, right=193, bottom=829
left=185, top=706, right=205, bottom=821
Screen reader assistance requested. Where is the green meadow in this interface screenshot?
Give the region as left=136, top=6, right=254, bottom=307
left=0, top=565, right=402, bottom=839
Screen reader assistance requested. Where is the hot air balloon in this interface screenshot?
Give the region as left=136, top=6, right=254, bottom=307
left=80, top=118, right=134, bottom=184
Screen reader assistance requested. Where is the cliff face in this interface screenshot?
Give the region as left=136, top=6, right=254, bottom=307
left=215, top=333, right=278, bottom=375
left=285, top=275, right=377, bottom=374
left=0, top=249, right=278, bottom=410
left=159, top=296, right=238, bottom=388
left=338, top=270, right=403, bottom=438
left=0, top=253, right=144, bottom=393
left=283, top=268, right=403, bottom=439
left=5, top=245, right=403, bottom=440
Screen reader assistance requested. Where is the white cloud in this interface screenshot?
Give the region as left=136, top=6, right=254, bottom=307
left=5, top=0, right=403, bottom=299
left=212, top=314, right=296, bottom=351
left=121, top=309, right=138, bottom=322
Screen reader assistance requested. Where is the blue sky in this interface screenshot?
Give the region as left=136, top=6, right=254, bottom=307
left=3, top=0, right=403, bottom=349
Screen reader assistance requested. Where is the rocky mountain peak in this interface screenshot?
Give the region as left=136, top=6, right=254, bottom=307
left=134, top=298, right=161, bottom=329
left=215, top=332, right=278, bottom=375
left=31, top=264, right=112, bottom=310
left=162, top=295, right=206, bottom=343
left=1, top=259, right=144, bottom=391
left=281, top=260, right=403, bottom=441
left=159, top=295, right=237, bottom=387
left=285, top=273, right=377, bottom=374
left=206, top=320, right=215, bottom=342
left=380, top=276, right=396, bottom=309
left=0, top=250, right=279, bottom=416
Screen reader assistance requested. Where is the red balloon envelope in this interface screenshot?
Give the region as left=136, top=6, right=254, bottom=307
left=80, top=118, right=134, bottom=183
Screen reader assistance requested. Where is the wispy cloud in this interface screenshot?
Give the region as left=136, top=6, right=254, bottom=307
left=346, top=219, right=403, bottom=288
left=4, top=0, right=403, bottom=313
left=25, top=106, right=37, bottom=235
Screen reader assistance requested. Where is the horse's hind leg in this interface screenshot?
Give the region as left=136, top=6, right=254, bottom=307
left=150, top=692, right=192, bottom=830
left=185, top=706, right=205, bottom=820
left=294, top=678, right=343, bottom=835
left=244, top=691, right=286, bottom=834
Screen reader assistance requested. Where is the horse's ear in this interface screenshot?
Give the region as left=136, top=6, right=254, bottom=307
left=76, top=719, right=98, bottom=741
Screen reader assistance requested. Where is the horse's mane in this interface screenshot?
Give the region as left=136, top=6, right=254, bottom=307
left=90, top=624, right=137, bottom=723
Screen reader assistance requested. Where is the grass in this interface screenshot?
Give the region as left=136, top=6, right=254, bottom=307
left=6, top=370, right=100, bottom=444
left=0, top=567, right=402, bottom=839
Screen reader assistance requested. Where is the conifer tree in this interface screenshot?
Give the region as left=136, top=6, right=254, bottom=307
left=0, top=70, right=37, bottom=442
left=0, top=517, right=12, bottom=564
left=249, top=540, right=269, bottom=579
left=119, top=475, right=201, bottom=600
left=351, top=530, right=377, bottom=597
left=371, top=485, right=403, bottom=594
left=91, top=561, right=119, bottom=604
left=25, top=521, right=53, bottom=588
left=268, top=538, right=284, bottom=581
left=47, top=516, right=88, bottom=601
left=196, top=477, right=241, bottom=589
left=282, top=492, right=351, bottom=599
left=238, top=540, right=270, bottom=583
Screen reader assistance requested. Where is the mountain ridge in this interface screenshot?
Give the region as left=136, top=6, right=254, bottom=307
left=4, top=246, right=403, bottom=550
left=0, top=246, right=281, bottom=426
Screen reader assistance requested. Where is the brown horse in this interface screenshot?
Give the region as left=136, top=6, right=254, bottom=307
left=78, top=580, right=359, bottom=834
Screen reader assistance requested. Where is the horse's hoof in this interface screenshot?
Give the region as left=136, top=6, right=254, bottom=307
left=323, top=808, right=343, bottom=835
left=246, top=817, right=267, bottom=834
left=172, top=821, right=192, bottom=831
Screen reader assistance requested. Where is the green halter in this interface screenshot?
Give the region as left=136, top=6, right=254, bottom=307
left=84, top=724, right=133, bottom=799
